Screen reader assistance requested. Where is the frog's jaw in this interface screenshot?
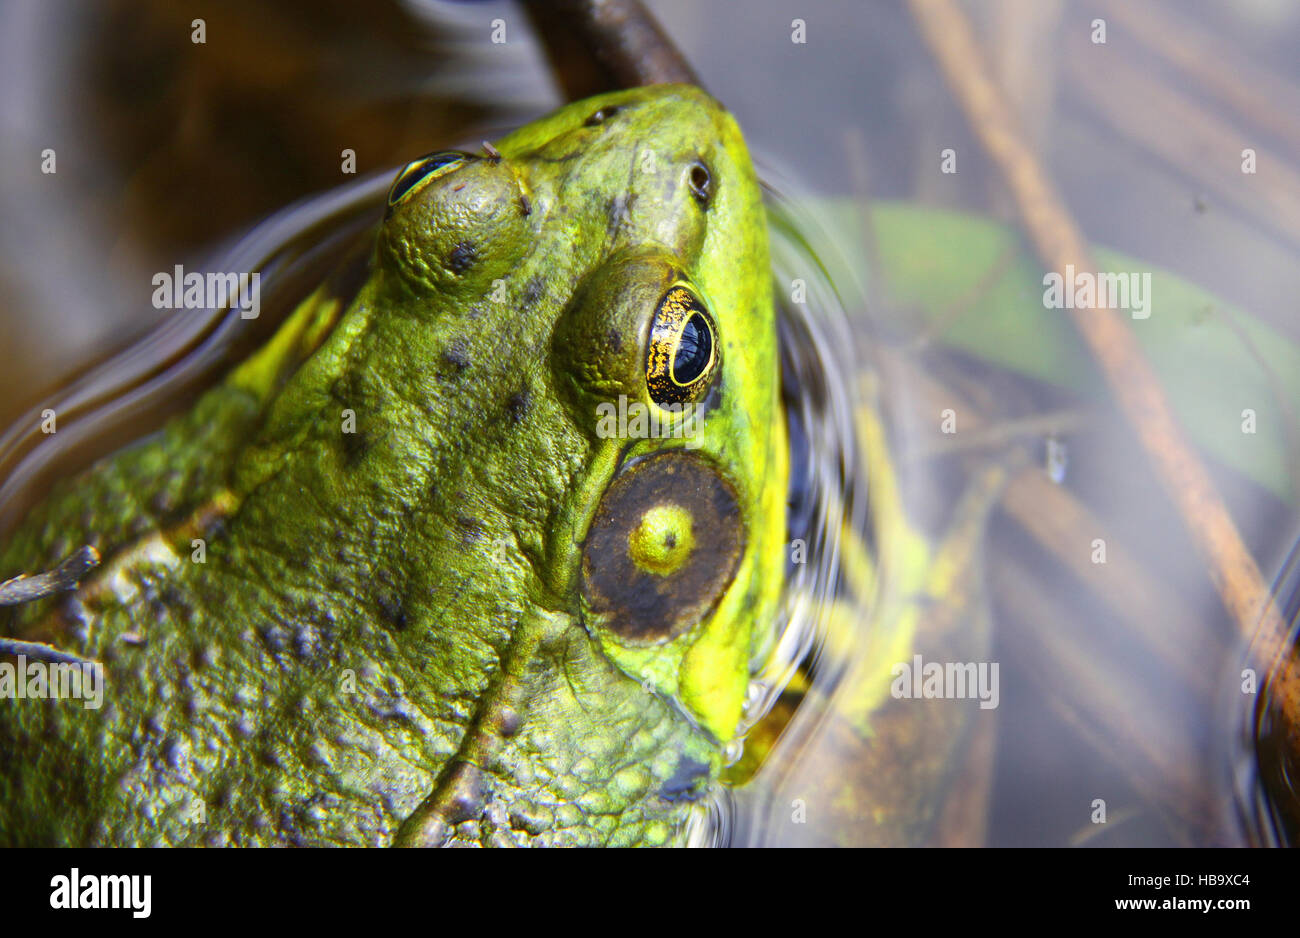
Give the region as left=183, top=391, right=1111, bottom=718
left=396, top=605, right=721, bottom=847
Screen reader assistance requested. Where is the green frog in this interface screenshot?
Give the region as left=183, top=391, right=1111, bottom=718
left=0, top=84, right=788, bottom=846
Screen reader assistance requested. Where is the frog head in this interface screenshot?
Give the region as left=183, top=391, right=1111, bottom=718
left=334, top=85, right=785, bottom=846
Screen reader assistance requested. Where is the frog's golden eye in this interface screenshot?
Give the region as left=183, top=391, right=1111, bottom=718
left=645, top=284, right=718, bottom=406
left=386, top=151, right=474, bottom=216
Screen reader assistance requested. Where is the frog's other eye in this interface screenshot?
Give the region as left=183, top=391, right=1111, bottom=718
left=583, top=105, right=621, bottom=127
left=386, top=151, right=475, bottom=215
left=646, top=284, right=718, bottom=406
left=687, top=161, right=712, bottom=206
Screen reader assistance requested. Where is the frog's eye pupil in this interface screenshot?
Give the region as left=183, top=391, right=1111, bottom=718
left=646, top=285, right=718, bottom=406
left=673, top=313, right=712, bottom=385
left=688, top=162, right=712, bottom=205
left=386, top=151, right=473, bottom=214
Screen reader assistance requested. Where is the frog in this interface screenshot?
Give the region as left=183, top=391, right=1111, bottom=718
left=0, top=82, right=788, bottom=847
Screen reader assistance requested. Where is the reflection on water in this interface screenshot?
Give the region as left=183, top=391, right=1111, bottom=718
left=0, top=172, right=391, bottom=539
left=1239, top=538, right=1300, bottom=846
left=723, top=180, right=870, bottom=846
left=734, top=150, right=1298, bottom=845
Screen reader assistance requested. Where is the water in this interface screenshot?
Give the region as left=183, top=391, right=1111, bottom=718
left=0, top=172, right=392, bottom=537
left=1236, top=537, right=1300, bottom=846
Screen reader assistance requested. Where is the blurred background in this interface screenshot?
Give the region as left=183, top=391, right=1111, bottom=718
left=1, top=0, right=1298, bottom=846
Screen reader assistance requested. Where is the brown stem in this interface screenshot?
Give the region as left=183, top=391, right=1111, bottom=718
left=522, top=0, right=699, bottom=101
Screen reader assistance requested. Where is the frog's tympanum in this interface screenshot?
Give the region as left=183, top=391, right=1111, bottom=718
left=0, top=85, right=786, bottom=846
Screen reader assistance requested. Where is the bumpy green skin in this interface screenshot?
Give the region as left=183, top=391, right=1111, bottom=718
left=0, top=86, right=785, bottom=846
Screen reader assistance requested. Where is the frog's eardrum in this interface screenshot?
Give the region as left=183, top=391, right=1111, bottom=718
left=581, top=450, right=744, bottom=642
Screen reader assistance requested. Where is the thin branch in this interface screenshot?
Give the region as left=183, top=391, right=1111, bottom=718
left=0, top=545, right=99, bottom=607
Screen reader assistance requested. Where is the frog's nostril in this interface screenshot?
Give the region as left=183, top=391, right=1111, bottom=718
left=583, top=105, right=622, bottom=127
left=687, top=161, right=712, bottom=206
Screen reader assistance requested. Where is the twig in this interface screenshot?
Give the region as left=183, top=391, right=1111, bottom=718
left=0, top=638, right=95, bottom=665
left=0, top=545, right=99, bottom=606
left=522, top=0, right=699, bottom=100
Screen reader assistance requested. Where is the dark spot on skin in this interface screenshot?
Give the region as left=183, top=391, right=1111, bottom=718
left=440, top=344, right=471, bottom=376
left=519, top=194, right=532, bottom=216
left=376, top=591, right=408, bottom=632
left=164, top=736, right=185, bottom=770
left=456, top=515, right=486, bottom=544
left=605, top=328, right=624, bottom=353
left=507, top=388, right=531, bottom=424
left=330, top=371, right=362, bottom=406
left=276, top=807, right=305, bottom=846
left=493, top=705, right=522, bottom=738
left=664, top=533, right=677, bottom=549
left=341, top=429, right=370, bottom=467
left=607, top=194, right=633, bottom=234
left=160, top=584, right=192, bottom=617
left=522, top=276, right=544, bottom=306
left=661, top=755, right=710, bottom=802
left=448, top=241, right=477, bottom=274
left=256, top=622, right=290, bottom=656
left=436, top=761, right=486, bottom=824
